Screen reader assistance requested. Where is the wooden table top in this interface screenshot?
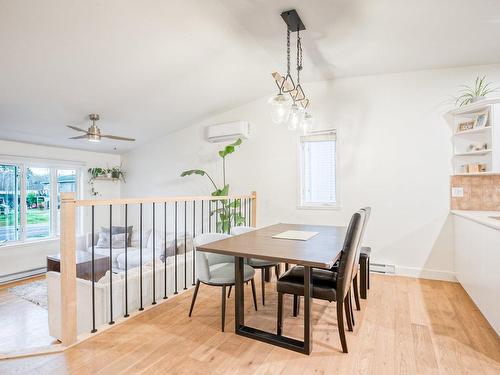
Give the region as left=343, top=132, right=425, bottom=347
left=198, top=223, right=346, bottom=268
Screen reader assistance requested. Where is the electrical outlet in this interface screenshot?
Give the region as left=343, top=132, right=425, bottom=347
left=451, top=187, right=464, bottom=198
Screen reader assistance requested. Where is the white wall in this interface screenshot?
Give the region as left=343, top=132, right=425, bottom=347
left=0, top=140, right=121, bottom=278
left=122, top=64, right=500, bottom=281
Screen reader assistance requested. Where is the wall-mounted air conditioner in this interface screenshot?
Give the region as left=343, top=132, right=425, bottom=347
left=206, top=121, right=250, bottom=143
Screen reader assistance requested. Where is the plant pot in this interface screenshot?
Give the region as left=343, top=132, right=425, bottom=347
left=470, top=96, right=485, bottom=103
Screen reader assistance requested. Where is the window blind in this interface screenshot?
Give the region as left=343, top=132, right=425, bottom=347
left=300, top=131, right=337, bottom=206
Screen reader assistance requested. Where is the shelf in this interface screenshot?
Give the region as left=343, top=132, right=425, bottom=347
left=452, top=171, right=500, bottom=176
left=447, top=97, right=500, bottom=116
left=93, top=176, right=120, bottom=181
left=454, top=126, right=492, bottom=136
left=454, top=149, right=492, bottom=157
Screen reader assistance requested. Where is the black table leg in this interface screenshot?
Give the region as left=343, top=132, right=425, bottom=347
left=303, top=265, right=312, bottom=354
left=234, top=258, right=313, bottom=355
left=235, top=256, right=245, bottom=331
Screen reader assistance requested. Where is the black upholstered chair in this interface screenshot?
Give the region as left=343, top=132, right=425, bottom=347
left=276, top=210, right=365, bottom=353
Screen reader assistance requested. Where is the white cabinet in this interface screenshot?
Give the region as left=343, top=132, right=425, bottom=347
left=454, top=214, right=500, bottom=335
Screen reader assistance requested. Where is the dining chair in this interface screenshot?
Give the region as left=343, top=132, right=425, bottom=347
left=230, top=226, right=281, bottom=306
left=276, top=210, right=365, bottom=353
left=189, top=233, right=258, bottom=331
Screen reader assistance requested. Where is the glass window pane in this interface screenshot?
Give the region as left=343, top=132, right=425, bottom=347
left=26, top=167, right=51, bottom=239
left=0, top=165, right=21, bottom=242
left=300, top=134, right=337, bottom=206
left=57, top=169, right=77, bottom=234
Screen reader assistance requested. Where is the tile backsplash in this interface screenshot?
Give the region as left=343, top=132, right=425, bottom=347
left=451, top=174, right=500, bottom=210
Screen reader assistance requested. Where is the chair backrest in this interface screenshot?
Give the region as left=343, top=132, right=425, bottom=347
left=352, top=206, right=371, bottom=276
left=336, top=210, right=365, bottom=300
left=230, top=226, right=255, bottom=235
left=193, top=233, right=232, bottom=283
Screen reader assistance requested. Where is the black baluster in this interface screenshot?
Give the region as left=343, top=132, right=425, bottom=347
left=208, top=200, right=211, bottom=233
left=109, top=205, right=115, bottom=324
left=163, top=202, right=167, bottom=300
left=216, top=199, right=219, bottom=233
left=91, top=205, right=97, bottom=332
left=192, top=200, right=196, bottom=286
left=124, top=204, right=129, bottom=317
left=228, top=198, right=231, bottom=234
left=184, top=201, right=187, bottom=290
left=240, top=198, right=241, bottom=226
left=174, top=201, right=178, bottom=294
left=244, top=198, right=247, bottom=226
left=139, top=203, right=144, bottom=311
left=152, top=202, right=156, bottom=305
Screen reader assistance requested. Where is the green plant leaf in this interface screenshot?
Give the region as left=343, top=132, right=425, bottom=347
left=180, top=169, right=206, bottom=177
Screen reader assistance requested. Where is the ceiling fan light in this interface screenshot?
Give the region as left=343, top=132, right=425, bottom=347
left=87, top=134, right=101, bottom=142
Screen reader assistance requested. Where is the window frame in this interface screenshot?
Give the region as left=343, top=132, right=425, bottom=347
left=297, top=129, right=341, bottom=210
left=0, top=155, right=83, bottom=246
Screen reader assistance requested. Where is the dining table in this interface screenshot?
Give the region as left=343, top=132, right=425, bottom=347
left=197, top=222, right=346, bottom=355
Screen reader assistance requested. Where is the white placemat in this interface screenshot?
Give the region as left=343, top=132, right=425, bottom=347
left=272, top=230, right=319, bottom=241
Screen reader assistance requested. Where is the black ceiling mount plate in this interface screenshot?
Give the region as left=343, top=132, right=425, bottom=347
left=280, top=9, right=306, bottom=32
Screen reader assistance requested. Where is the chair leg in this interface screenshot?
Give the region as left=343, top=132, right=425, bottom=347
left=221, top=285, right=226, bottom=332
left=261, top=268, right=266, bottom=306
left=349, top=291, right=355, bottom=327
left=353, top=274, right=361, bottom=311
left=277, top=292, right=283, bottom=335
left=344, top=294, right=353, bottom=332
left=227, top=285, right=232, bottom=298
left=337, top=300, right=348, bottom=353
left=367, top=258, right=370, bottom=289
left=188, top=279, right=200, bottom=317
left=360, top=257, right=368, bottom=299
left=250, top=278, right=258, bottom=311
left=292, top=295, right=298, bottom=317
left=275, top=264, right=280, bottom=279
left=285, top=263, right=289, bottom=271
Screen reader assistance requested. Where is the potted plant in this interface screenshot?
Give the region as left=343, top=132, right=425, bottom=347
left=180, top=138, right=245, bottom=233
left=87, top=166, right=125, bottom=196
left=455, top=75, right=498, bottom=107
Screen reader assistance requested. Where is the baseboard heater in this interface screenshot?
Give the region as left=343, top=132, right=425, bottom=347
left=370, top=262, right=396, bottom=275
left=0, top=267, right=47, bottom=285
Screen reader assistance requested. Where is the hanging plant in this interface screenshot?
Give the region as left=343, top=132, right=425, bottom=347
left=88, top=165, right=125, bottom=196
left=180, top=138, right=245, bottom=233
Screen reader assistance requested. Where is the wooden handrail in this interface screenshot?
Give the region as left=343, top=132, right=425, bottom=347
left=73, top=193, right=256, bottom=207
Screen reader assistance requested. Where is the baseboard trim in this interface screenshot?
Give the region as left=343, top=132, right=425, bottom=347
left=0, top=267, right=47, bottom=285
left=395, top=266, right=457, bottom=282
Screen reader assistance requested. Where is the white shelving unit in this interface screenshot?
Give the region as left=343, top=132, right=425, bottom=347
left=446, top=98, right=500, bottom=175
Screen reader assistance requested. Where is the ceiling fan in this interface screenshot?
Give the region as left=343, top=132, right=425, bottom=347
left=67, top=114, right=135, bottom=142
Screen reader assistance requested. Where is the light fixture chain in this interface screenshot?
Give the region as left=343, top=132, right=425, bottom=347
left=286, top=28, right=291, bottom=75
left=296, top=28, right=302, bottom=85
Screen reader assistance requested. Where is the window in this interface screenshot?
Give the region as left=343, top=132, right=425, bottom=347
left=299, top=130, right=338, bottom=208
left=0, top=160, right=80, bottom=244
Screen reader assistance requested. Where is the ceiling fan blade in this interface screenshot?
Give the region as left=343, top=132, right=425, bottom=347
left=69, top=135, right=88, bottom=139
left=67, top=125, right=88, bottom=133
left=101, top=134, right=136, bottom=141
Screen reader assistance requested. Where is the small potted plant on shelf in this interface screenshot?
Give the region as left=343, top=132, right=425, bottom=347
left=455, top=75, right=498, bottom=107
left=88, top=166, right=126, bottom=196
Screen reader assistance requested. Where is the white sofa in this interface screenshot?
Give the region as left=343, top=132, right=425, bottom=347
left=47, top=251, right=194, bottom=340
left=82, top=230, right=193, bottom=270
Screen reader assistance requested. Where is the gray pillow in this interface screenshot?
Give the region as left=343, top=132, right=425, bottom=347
left=100, top=226, right=133, bottom=246
left=96, top=232, right=128, bottom=248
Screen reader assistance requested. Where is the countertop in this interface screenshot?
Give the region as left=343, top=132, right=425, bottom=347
left=451, top=210, right=500, bottom=231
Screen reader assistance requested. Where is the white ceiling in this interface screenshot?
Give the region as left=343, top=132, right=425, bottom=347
left=1, top=0, right=500, bottom=153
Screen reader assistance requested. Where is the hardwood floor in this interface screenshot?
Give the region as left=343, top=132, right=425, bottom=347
left=0, top=273, right=499, bottom=374
left=0, top=276, right=55, bottom=353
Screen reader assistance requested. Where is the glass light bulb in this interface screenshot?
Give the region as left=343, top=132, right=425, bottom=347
left=268, top=93, right=291, bottom=124
left=300, top=112, right=313, bottom=134
left=287, top=103, right=304, bottom=131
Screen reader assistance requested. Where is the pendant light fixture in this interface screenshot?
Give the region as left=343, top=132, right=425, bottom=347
left=269, top=10, right=313, bottom=132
